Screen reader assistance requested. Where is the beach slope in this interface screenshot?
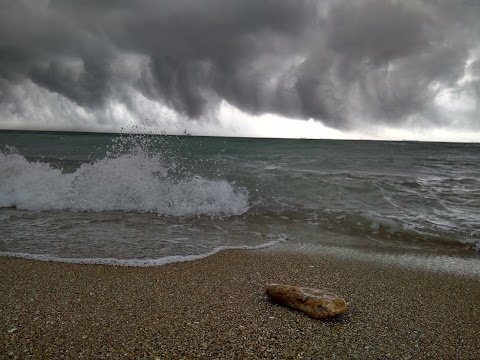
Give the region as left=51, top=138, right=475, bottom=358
left=1, top=249, right=479, bottom=359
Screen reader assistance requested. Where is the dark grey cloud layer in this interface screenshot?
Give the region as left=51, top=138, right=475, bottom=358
left=0, top=0, right=479, bottom=131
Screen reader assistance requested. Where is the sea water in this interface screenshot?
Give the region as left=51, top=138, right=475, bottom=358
left=1, top=130, right=479, bottom=273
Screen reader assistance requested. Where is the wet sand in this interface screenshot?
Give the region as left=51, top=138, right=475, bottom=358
left=1, top=248, right=479, bottom=359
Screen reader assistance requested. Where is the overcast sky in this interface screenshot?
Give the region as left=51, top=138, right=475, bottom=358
left=0, top=0, right=479, bottom=141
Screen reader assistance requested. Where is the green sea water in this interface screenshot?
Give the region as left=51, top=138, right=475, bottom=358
left=1, top=130, right=479, bottom=272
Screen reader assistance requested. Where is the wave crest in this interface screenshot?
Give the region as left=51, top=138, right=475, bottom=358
left=0, top=150, right=249, bottom=216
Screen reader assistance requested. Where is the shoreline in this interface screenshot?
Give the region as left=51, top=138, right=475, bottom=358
left=2, top=239, right=479, bottom=277
left=1, top=248, right=479, bottom=359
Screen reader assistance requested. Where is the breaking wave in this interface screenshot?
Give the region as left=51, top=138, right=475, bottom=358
left=0, top=144, right=249, bottom=216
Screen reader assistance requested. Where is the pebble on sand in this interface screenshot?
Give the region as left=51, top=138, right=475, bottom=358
left=266, top=284, right=347, bottom=319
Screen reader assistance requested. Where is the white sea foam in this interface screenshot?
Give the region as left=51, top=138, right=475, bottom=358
left=289, top=244, right=480, bottom=278
left=0, top=236, right=286, bottom=267
left=318, top=208, right=480, bottom=250
left=0, top=151, right=249, bottom=216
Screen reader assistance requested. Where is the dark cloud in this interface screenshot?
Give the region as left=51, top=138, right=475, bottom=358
left=326, top=1, right=433, bottom=65
left=0, top=0, right=479, bottom=131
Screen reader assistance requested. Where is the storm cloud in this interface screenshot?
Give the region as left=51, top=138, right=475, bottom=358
left=0, top=0, right=479, bottom=132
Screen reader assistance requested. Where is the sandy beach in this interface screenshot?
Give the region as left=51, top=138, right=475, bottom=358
left=1, top=248, right=479, bottom=359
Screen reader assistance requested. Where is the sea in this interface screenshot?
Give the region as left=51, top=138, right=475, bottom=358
left=1, top=130, right=479, bottom=275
